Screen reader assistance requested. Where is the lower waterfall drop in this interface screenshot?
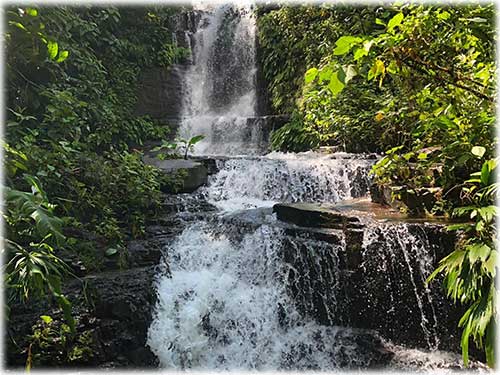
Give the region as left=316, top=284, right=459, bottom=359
left=147, top=219, right=383, bottom=370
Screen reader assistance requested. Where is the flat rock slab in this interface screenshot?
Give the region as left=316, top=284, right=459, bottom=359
left=273, top=202, right=361, bottom=229
left=274, top=198, right=449, bottom=229
left=143, top=156, right=208, bottom=193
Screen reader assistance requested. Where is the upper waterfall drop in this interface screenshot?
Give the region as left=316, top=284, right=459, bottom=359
left=178, top=4, right=260, bottom=156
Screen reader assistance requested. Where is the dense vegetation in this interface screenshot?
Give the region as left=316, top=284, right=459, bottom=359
left=4, top=6, right=188, bottom=335
left=3, top=3, right=497, bottom=370
left=258, top=3, right=496, bottom=367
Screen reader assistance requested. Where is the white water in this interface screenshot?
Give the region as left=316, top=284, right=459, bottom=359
left=148, top=221, right=383, bottom=370
left=203, top=152, right=374, bottom=211
left=362, top=223, right=440, bottom=349
left=147, top=211, right=469, bottom=370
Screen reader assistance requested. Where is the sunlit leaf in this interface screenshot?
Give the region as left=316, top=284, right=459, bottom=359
left=304, top=67, right=318, bottom=83
left=387, top=13, right=404, bottom=32
left=25, top=8, right=38, bottom=17
left=333, top=36, right=362, bottom=55
left=47, top=40, right=58, bottom=60
left=55, top=50, right=69, bottom=63
left=327, top=70, right=345, bottom=95
left=471, top=146, right=486, bottom=158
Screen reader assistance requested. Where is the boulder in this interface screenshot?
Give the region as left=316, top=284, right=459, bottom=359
left=143, top=156, right=208, bottom=193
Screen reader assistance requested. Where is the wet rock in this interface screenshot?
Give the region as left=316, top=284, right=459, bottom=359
left=335, top=329, right=395, bottom=368
left=196, top=157, right=219, bottom=175
left=398, top=187, right=443, bottom=215
left=126, top=240, right=162, bottom=267
left=369, top=184, right=402, bottom=209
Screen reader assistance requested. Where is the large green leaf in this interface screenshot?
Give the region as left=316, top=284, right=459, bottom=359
left=327, top=70, right=345, bottom=95
left=188, top=134, right=205, bottom=147
left=333, top=36, right=362, bottom=55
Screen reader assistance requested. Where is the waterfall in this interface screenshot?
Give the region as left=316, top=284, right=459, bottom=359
left=146, top=3, right=471, bottom=371
left=178, top=4, right=261, bottom=155
left=147, top=214, right=464, bottom=370
left=360, top=223, right=441, bottom=349
left=147, top=220, right=379, bottom=370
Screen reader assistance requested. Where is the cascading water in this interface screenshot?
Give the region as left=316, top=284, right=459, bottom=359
left=147, top=3, right=477, bottom=371
left=148, top=214, right=398, bottom=370
left=361, top=224, right=440, bottom=350
left=178, top=4, right=261, bottom=155
left=203, top=152, right=374, bottom=211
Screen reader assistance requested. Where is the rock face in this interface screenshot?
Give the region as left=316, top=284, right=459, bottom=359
left=135, top=65, right=188, bottom=123
left=6, top=266, right=160, bottom=368
left=273, top=202, right=362, bottom=229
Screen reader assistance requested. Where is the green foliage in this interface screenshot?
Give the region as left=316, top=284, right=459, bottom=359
left=257, top=5, right=377, bottom=114
left=428, top=158, right=497, bottom=367
left=4, top=5, right=187, bottom=330
left=258, top=5, right=387, bottom=152
left=26, top=315, right=94, bottom=369
left=259, top=4, right=495, bottom=162
left=307, top=3, right=495, bottom=192
left=3, top=176, right=74, bottom=332
left=271, top=112, right=321, bottom=152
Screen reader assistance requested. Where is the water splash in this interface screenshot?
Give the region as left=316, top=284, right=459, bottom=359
left=147, top=221, right=388, bottom=370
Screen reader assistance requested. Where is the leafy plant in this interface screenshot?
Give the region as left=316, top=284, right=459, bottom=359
left=177, top=135, right=205, bottom=160
left=3, top=176, right=75, bottom=332
left=26, top=315, right=94, bottom=369
left=428, top=158, right=497, bottom=367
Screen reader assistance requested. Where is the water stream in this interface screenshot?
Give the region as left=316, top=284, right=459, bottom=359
left=147, top=4, right=479, bottom=371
